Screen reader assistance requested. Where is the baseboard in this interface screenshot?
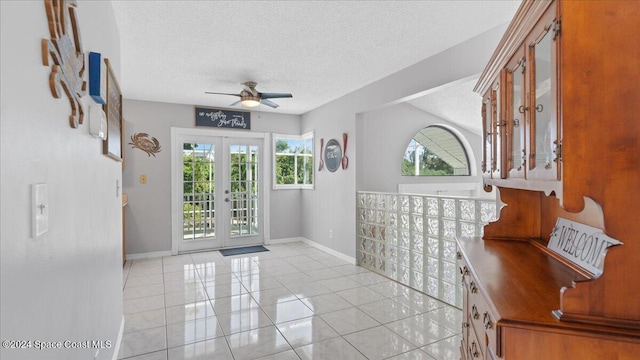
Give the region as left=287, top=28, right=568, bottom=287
left=265, top=237, right=305, bottom=245
left=125, top=250, right=171, bottom=261
left=301, top=238, right=356, bottom=265
left=111, top=315, right=124, bottom=360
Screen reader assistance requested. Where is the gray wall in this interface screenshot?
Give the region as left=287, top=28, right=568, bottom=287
left=123, top=99, right=303, bottom=255
left=123, top=24, right=508, bottom=259
left=1, top=2, right=123, bottom=359
left=302, top=25, right=507, bottom=259
left=357, top=103, right=484, bottom=194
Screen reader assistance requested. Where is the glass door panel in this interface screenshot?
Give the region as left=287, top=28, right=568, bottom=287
left=507, top=53, right=526, bottom=178
left=182, top=142, right=216, bottom=241
left=177, top=137, right=223, bottom=253
left=482, top=97, right=492, bottom=175
left=491, top=82, right=503, bottom=179
left=528, top=5, right=559, bottom=180
left=225, top=138, right=263, bottom=247
left=173, top=133, right=264, bottom=253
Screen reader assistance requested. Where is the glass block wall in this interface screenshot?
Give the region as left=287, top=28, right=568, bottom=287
left=356, top=192, right=497, bottom=308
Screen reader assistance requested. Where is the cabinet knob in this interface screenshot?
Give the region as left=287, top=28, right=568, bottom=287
left=456, top=251, right=462, bottom=259
left=535, top=104, right=544, bottom=112
left=470, top=281, right=478, bottom=293
left=518, top=105, right=527, bottom=114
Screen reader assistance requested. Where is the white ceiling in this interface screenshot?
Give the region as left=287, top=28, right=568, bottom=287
left=408, top=78, right=483, bottom=133
left=111, top=0, right=519, bottom=129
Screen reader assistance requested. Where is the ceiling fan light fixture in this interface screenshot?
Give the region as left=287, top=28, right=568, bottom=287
left=241, top=93, right=261, bottom=107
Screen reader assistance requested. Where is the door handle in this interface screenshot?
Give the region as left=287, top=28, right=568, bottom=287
left=225, top=198, right=230, bottom=203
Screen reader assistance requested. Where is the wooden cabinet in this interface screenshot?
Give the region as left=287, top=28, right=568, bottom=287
left=477, top=0, right=560, bottom=190
left=505, top=48, right=526, bottom=179
left=457, top=235, right=640, bottom=360
left=459, top=253, right=499, bottom=360
left=525, top=4, right=559, bottom=181
left=465, top=0, right=640, bottom=358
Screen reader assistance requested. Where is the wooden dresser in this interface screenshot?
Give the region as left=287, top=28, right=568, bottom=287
left=458, top=0, right=640, bottom=358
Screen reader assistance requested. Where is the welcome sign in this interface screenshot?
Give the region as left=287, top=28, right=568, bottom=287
left=548, top=217, right=622, bottom=276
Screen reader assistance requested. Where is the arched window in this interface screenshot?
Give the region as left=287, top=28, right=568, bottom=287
left=402, top=126, right=470, bottom=176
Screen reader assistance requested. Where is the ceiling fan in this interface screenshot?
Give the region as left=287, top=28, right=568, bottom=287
left=205, top=81, right=292, bottom=109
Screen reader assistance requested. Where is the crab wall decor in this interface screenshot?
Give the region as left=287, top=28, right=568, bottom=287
left=42, top=0, right=86, bottom=128
left=129, top=133, right=161, bottom=157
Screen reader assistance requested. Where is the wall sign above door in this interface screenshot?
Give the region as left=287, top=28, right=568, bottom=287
left=195, top=107, right=251, bottom=130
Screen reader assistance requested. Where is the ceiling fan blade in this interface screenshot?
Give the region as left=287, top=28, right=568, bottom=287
left=260, top=99, right=279, bottom=108
left=260, top=92, right=293, bottom=99
left=205, top=91, right=241, bottom=97
left=229, top=100, right=242, bottom=106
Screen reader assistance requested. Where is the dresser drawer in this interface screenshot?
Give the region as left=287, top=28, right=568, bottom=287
left=467, top=319, right=484, bottom=360
left=460, top=252, right=500, bottom=359
left=468, top=286, right=498, bottom=357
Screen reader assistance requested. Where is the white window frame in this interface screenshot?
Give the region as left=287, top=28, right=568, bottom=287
left=272, top=131, right=314, bottom=190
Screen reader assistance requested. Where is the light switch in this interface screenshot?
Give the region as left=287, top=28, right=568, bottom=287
left=140, top=175, right=147, bottom=184
left=32, top=183, right=48, bottom=238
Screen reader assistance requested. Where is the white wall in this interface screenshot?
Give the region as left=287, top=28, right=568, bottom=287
left=302, top=25, right=507, bottom=259
left=1, top=2, right=123, bottom=359
left=123, top=99, right=303, bottom=255
left=358, top=103, right=486, bottom=196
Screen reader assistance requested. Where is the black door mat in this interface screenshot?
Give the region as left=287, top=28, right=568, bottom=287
left=219, top=245, right=269, bottom=257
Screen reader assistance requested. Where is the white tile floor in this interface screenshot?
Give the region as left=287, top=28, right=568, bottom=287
left=119, top=242, right=462, bottom=360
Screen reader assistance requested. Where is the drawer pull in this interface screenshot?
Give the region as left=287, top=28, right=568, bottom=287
left=472, top=305, right=480, bottom=320
left=469, top=281, right=478, bottom=293
left=471, top=341, right=480, bottom=358
left=459, top=266, right=469, bottom=276
left=483, top=311, right=493, bottom=329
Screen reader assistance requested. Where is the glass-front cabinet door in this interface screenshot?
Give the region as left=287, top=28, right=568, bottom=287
left=482, top=97, right=492, bottom=176
left=527, top=4, right=559, bottom=180
left=506, top=50, right=527, bottom=179
left=491, top=79, right=504, bottom=179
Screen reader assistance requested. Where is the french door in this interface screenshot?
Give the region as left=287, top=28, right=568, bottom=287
left=172, top=129, right=264, bottom=253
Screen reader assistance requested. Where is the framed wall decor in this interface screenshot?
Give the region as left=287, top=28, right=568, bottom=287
left=102, top=58, right=123, bottom=162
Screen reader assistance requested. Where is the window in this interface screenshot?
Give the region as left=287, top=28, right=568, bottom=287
left=273, top=132, right=314, bottom=189
left=402, top=126, right=470, bottom=176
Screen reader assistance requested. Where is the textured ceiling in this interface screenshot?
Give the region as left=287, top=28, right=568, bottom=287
left=111, top=0, right=519, bottom=124
left=408, top=78, right=483, bottom=134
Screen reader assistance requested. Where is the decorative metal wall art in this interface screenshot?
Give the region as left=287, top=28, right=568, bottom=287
left=341, top=132, right=349, bottom=169
left=318, top=138, right=324, bottom=171
left=42, top=0, right=86, bottom=128
left=129, top=133, right=161, bottom=157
